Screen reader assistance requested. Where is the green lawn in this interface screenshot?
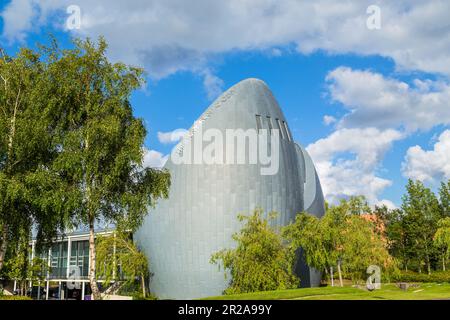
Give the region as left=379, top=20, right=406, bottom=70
left=203, top=283, right=450, bottom=300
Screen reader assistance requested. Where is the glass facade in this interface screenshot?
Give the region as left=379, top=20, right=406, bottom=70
left=26, top=232, right=113, bottom=300
left=70, top=240, right=90, bottom=278
left=39, top=240, right=90, bottom=279
left=50, top=241, right=68, bottom=279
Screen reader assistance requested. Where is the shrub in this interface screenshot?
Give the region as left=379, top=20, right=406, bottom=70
left=132, top=292, right=158, bottom=300
left=392, top=270, right=450, bottom=283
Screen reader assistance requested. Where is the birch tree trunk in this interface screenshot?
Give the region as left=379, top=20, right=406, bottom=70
left=330, top=266, right=334, bottom=287
left=442, top=255, right=446, bottom=271
left=0, top=223, right=8, bottom=271
left=88, top=218, right=101, bottom=300
left=424, top=236, right=431, bottom=275
left=337, top=260, right=343, bottom=287
left=0, top=88, right=20, bottom=272
left=141, top=273, right=146, bottom=298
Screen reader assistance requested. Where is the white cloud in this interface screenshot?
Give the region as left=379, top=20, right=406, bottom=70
left=143, top=148, right=168, bottom=168
left=3, top=0, right=449, bottom=205
left=202, top=69, right=224, bottom=100
left=2, top=0, right=450, bottom=77
left=402, top=129, right=450, bottom=183
left=0, top=0, right=36, bottom=43
left=307, top=127, right=403, bottom=205
left=323, top=115, right=336, bottom=126
left=307, top=127, right=403, bottom=168
left=157, top=128, right=188, bottom=144
left=326, top=67, right=450, bottom=132
left=321, top=66, right=450, bottom=204
left=376, top=199, right=397, bottom=210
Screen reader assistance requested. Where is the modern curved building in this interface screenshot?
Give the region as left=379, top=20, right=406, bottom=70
left=135, top=78, right=325, bottom=299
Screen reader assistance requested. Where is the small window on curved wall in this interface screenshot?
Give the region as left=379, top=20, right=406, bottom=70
left=255, top=114, right=262, bottom=134
left=275, top=118, right=285, bottom=139
left=283, top=121, right=291, bottom=141
left=266, top=116, right=273, bottom=135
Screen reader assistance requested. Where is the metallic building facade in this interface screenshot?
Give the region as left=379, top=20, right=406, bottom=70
left=135, top=78, right=325, bottom=299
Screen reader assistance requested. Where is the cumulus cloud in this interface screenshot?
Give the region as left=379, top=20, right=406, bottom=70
left=326, top=67, right=450, bottom=132
left=402, top=130, right=450, bottom=183
left=323, top=115, right=336, bottom=126
left=3, top=0, right=449, bottom=205
left=376, top=199, right=397, bottom=210
left=202, top=69, right=224, bottom=100
left=0, top=0, right=36, bottom=43
left=317, top=66, right=450, bottom=204
left=2, top=0, right=450, bottom=77
left=307, top=127, right=404, bottom=168
left=307, top=128, right=403, bottom=204
left=157, top=128, right=188, bottom=144
left=143, top=148, right=168, bottom=168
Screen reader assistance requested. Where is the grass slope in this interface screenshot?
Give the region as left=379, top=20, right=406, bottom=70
left=204, top=283, right=450, bottom=300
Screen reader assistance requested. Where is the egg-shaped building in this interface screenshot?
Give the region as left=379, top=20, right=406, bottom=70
left=134, top=78, right=325, bottom=299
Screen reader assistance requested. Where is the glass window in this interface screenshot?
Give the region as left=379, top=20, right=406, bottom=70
left=266, top=116, right=273, bottom=135
left=50, top=241, right=68, bottom=279
left=255, top=115, right=262, bottom=134
left=283, top=121, right=292, bottom=141
left=275, top=118, right=284, bottom=139
left=70, top=240, right=89, bottom=278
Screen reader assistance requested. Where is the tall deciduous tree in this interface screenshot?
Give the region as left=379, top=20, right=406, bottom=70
left=211, top=209, right=299, bottom=294
left=2, top=228, right=49, bottom=296
left=384, top=208, right=411, bottom=271
left=439, top=181, right=450, bottom=218
left=433, top=217, right=450, bottom=271
left=346, top=195, right=371, bottom=215
left=318, top=196, right=372, bottom=286
left=285, top=196, right=395, bottom=287
left=283, top=213, right=332, bottom=284
left=401, top=179, right=441, bottom=274
left=338, top=214, right=394, bottom=283
left=96, top=231, right=149, bottom=298
left=0, top=44, right=69, bottom=272
left=49, top=38, right=170, bottom=299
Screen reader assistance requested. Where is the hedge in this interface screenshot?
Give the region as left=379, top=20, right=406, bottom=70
left=392, top=270, right=450, bottom=283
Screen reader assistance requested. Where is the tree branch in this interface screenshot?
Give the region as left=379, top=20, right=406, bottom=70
left=7, top=87, right=21, bottom=171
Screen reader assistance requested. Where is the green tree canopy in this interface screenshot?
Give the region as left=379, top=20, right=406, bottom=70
left=45, top=37, right=170, bottom=299
left=283, top=212, right=331, bottom=278
left=284, top=196, right=395, bottom=286
left=433, top=217, right=450, bottom=271
left=96, top=232, right=149, bottom=298
left=1, top=226, right=49, bottom=296
left=0, top=43, right=73, bottom=271
left=401, top=179, right=441, bottom=274
left=211, top=208, right=299, bottom=295
left=439, top=180, right=450, bottom=218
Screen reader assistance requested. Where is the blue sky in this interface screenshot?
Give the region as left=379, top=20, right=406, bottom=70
left=1, top=0, right=450, bottom=208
